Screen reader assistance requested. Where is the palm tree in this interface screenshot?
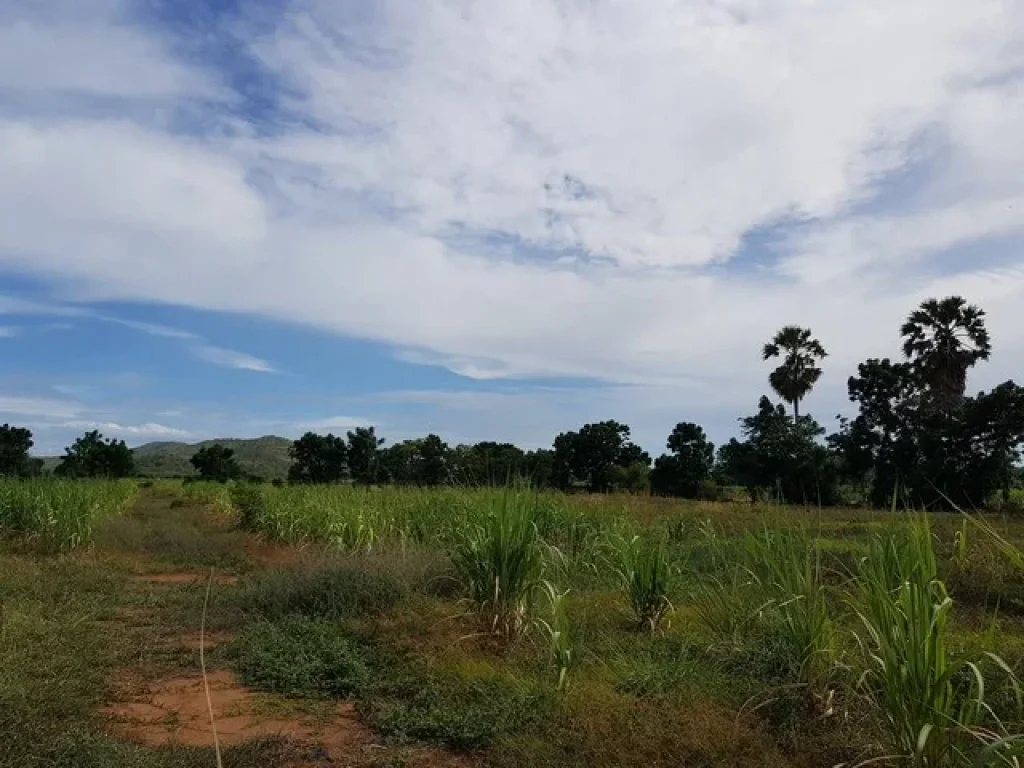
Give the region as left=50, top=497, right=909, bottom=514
left=762, top=326, right=828, bottom=418
left=900, top=296, right=990, bottom=408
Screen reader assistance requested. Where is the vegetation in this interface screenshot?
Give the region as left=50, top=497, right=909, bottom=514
left=0, top=477, right=136, bottom=548
left=762, top=325, right=828, bottom=418
left=189, top=443, right=241, bottom=482
left=0, top=423, right=43, bottom=477
left=55, top=430, right=135, bottom=478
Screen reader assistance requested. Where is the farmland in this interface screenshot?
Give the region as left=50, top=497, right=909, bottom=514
left=3, top=479, right=1024, bottom=767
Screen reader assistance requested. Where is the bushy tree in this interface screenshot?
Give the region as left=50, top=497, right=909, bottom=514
left=449, top=442, right=528, bottom=486
left=288, top=432, right=348, bottom=484
left=190, top=444, right=241, bottom=482
left=0, top=424, right=43, bottom=477
left=551, top=421, right=650, bottom=493
left=717, top=397, right=839, bottom=505
left=650, top=422, right=714, bottom=498
left=762, top=325, right=828, bottom=418
left=835, top=300, right=1024, bottom=509
left=56, top=431, right=135, bottom=478
left=347, top=427, right=384, bottom=485
left=380, top=434, right=451, bottom=486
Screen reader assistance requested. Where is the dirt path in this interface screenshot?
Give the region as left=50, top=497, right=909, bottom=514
left=97, top=488, right=473, bottom=768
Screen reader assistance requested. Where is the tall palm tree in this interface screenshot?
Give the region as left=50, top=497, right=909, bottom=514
left=900, top=296, right=990, bottom=408
left=762, top=325, right=827, bottom=418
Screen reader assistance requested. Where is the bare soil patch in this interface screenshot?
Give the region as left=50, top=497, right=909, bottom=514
left=104, top=668, right=473, bottom=766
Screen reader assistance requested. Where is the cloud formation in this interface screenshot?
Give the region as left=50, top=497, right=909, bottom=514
left=1, top=0, right=1023, bottom=442
left=191, top=345, right=277, bottom=373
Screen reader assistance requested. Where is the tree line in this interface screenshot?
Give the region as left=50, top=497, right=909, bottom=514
left=2, top=295, right=1022, bottom=509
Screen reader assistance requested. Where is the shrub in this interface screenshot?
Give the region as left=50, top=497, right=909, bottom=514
left=233, top=618, right=370, bottom=697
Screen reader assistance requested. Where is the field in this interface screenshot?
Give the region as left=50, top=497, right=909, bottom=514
left=3, top=480, right=1024, bottom=768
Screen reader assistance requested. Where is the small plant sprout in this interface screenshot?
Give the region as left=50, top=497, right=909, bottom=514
left=536, top=581, right=573, bottom=691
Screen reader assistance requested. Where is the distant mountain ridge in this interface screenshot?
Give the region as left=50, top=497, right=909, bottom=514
left=41, top=436, right=294, bottom=479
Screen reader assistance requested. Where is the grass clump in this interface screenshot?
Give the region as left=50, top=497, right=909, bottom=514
left=743, top=529, right=834, bottom=692
left=610, top=533, right=674, bottom=632
left=850, top=515, right=1023, bottom=766
left=232, top=618, right=371, bottom=697
left=451, top=490, right=550, bottom=640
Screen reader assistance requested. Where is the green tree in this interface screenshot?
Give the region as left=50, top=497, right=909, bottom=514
left=380, top=434, right=451, bottom=486
left=449, top=442, right=527, bottom=486
left=762, top=325, right=828, bottom=418
left=900, top=295, right=990, bottom=410
left=288, top=432, right=348, bottom=484
left=551, top=421, right=650, bottom=493
left=56, top=431, right=135, bottom=478
left=0, top=424, right=42, bottom=477
left=190, top=444, right=241, bottom=482
left=347, top=427, right=384, bottom=485
left=717, top=397, right=839, bottom=505
left=650, top=422, right=714, bottom=498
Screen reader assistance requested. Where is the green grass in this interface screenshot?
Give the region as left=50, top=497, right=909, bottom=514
left=0, top=477, right=137, bottom=549
left=8, top=480, right=1024, bottom=768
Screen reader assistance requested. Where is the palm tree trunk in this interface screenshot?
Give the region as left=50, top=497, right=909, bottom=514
left=793, top=399, right=800, bottom=419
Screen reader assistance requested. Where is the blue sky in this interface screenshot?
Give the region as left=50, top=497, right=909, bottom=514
left=1, top=0, right=1023, bottom=454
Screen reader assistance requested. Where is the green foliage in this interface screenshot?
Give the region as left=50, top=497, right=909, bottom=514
left=762, top=325, right=827, bottom=418
left=717, top=397, right=840, bottom=505
left=55, top=430, right=135, bottom=478
left=238, top=563, right=404, bottom=621
left=380, top=434, right=452, bottom=486
left=359, top=666, right=550, bottom=750
left=0, top=424, right=42, bottom=478
left=850, top=515, right=1023, bottom=766
left=901, top=295, right=991, bottom=409
left=742, top=530, right=833, bottom=691
left=189, top=443, right=241, bottom=482
left=0, top=478, right=136, bottom=548
left=610, top=533, right=674, bottom=632
left=536, top=582, right=574, bottom=691
left=287, top=431, right=348, bottom=484
left=651, top=422, right=715, bottom=498
left=347, top=426, right=385, bottom=485
left=451, top=490, right=550, bottom=639
left=551, top=421, right=650, bottom=492
left=232, top=618, right=371, bottom=697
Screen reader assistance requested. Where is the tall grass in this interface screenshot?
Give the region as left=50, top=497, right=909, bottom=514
left=743, top=529, right=834, bottom=692
left=0, top=478, right=137, bottom=549
left=610, top=533, right=674, bottom=632
left=850, top=515, right=1022, bottom=766
left=450, top=490, right=551, bottom=640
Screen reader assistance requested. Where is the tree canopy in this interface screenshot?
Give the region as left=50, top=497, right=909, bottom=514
left=56, top=431, right=135, bottom=478
left=762, top=325, right=827, bottom=418
left=0, top=424, right=43, bottom=477
left=288, top=432, right=348, bottom=484
left=190, top=444, right=241, bottom=483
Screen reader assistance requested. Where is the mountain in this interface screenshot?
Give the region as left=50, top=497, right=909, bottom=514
left=130, top=436, right=294, bottom=479
left=37, top=436, right=295, bottom=479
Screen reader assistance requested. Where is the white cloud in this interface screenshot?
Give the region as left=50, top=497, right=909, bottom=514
left=60, top=420, right=194, bottom=440
left=192, top=344, right=277, bottom=373
left=0, top=395, right=83, bottom=420
left=0, top=0, right=1023, bottom=439
left=302, top=415, right=374, bottom=432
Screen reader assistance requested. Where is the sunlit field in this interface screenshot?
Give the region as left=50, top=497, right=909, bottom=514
left=5, top=479, right=1022, bottom=767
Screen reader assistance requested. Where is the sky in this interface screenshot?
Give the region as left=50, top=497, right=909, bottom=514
left=1, top=0, right=1023, bottom=455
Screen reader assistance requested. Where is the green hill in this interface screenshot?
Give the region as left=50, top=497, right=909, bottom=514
left=37, top=436, right=295, bottom=479
left=130, top=436, right=293, bottom=479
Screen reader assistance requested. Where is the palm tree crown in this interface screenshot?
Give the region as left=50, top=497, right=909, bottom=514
left=762, top=325, right=827, bottom=418
left=900, top=296, right=990, bottom=407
